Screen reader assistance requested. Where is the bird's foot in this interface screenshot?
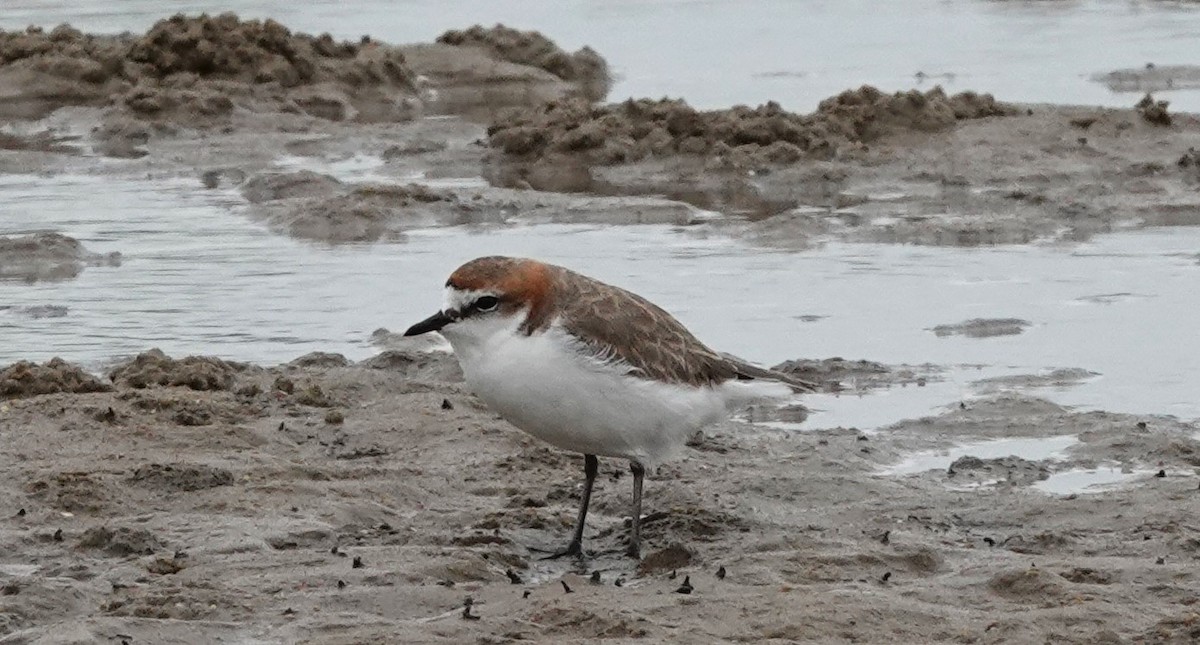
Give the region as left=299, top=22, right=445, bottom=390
left=532, top=540, right=584, bottom=560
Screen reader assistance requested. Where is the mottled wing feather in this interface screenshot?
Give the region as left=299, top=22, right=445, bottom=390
left=551, top=269, right=743, bottom=387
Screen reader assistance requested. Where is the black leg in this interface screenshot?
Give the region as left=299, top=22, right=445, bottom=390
left=541, top=454, right=598, bottom=559
left=627, top=461, right=645, bottom=559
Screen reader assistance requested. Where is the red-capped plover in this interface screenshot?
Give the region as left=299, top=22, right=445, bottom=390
left=405, top=256, right=813, bottom=558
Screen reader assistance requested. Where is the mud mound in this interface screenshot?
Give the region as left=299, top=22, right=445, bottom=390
left=252, top=182, right=459, bottom=243
left=0, top=358, right=112, bottom=399
left=931, top=318, right=1030, bottom=338
left=0, top=25, right=130, bottom=118
left=128, top=14, right=396, bottom=87
left=108, top=348, right=244, bottom=391
left=358, top=349, right=463, bottom=382
left=241, top=170, right=342, bottom=203
left=437, top=24, right=609, bottom=100
left=770, top=357, right=937, bottom=392
left=487, top=86, right=1014, bottom=166
left=0, top=232, right=121, bottom=283
left=0, top=13, right=417, bottom=123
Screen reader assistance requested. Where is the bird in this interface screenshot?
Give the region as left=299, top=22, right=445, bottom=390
left=404, top=256, right=815, bottom=559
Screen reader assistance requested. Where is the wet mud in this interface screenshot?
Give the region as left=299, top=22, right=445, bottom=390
left=0, top=232, right=120, bottom=283
left=0, top=352, right=1195, bottom=643
left=6, top=17, right=1200, bottom=249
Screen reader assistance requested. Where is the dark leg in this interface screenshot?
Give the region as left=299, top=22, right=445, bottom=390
left=542, top=454, right=598, bottom=559
left=627, top=461, right=645, bottom=559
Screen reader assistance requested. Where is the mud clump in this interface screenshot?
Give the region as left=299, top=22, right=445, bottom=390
left=947, top=455, right=1050, bottom=486
left=987, top=567, right=1066, bottom=603
left=0, top=232, right=121, bottom=283
left=26, top=472, right=112, bottom=513
left=931, top=318, right=1030, bottom=338
left=108, top=348, right=244, bottom=391
left=637, top=543, right=694, bottom=575
left=128, top=462, right=234, bottom=492
left=1136, top=93, right=1172, bottom=126
left=0, top=358, right=112, bottom=399
left=770, top=357, right=936, bottom=392
left=437, top=24, right=610, bottom=101
left=487, top=85, right=1014, bottom=167
left=77, top=526, right=164, bottom=557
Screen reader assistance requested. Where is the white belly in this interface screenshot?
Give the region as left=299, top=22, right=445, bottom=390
left=448, top=324, right=729, bottom=466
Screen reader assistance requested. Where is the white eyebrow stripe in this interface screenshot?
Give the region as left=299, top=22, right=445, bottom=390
left=443, top=287, right=495, bottom=316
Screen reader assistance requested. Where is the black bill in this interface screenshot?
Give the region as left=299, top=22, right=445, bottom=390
left=403, top=310, right=453, bottom=336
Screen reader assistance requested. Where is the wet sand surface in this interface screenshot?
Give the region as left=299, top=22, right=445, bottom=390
left=2, top=10, right=1200, bottom=645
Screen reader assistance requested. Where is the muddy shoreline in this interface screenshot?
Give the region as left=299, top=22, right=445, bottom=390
left=3, top=13, right=1200, bottom=645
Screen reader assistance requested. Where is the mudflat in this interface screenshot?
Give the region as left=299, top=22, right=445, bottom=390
left=2, top=13, right=1198, bottom=645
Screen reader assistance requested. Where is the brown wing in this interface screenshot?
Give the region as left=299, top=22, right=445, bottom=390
left=546, top=267, right=745, bottom=387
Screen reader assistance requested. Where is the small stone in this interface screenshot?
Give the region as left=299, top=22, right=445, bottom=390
left=716, top=566, right=726, bottom=580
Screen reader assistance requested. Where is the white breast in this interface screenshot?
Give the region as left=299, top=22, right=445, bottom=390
left=441, top=313, right=781, bottom=467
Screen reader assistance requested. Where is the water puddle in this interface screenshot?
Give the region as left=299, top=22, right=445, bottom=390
left=1033, top=466, right=1147, bottom=495
left=880, top=436, right=1080, bottom=476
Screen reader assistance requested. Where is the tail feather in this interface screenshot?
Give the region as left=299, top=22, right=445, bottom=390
left=722, top=353, right=819, bottom=393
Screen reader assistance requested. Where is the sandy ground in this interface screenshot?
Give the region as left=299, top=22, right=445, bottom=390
left=3, top=13, right=1200, bottom=645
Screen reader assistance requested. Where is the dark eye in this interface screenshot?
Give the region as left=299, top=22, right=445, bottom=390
left=474, top=296, right=499, bottom=312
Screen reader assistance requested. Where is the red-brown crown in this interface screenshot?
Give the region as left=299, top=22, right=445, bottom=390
left=446, top=256, right=555, bottom=323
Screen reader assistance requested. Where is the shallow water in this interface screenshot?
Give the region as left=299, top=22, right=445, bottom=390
left=3, top=1, right=1200, bottom=112
left=880, top=435, right=1080, bottom=475
left=1032, top=465, right=1148, bottom=494
left=2, top=170, right=1198, bottom=426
